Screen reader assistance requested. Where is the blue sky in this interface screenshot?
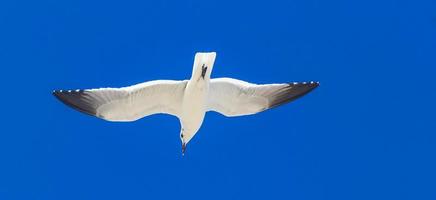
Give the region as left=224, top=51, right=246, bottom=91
left=0, top=0, right=435, bottom=199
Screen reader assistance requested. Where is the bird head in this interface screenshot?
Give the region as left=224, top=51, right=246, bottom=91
left=180, top=129, right=194, bottom=156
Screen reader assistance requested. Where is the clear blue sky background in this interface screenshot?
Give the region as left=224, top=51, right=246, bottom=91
left=0, top=0, right=435, bottom=199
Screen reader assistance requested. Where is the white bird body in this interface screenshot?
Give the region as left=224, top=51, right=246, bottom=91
left=181, top=85, right=206, bottom=143
left=53, top=52, right=319, bottom=154
left=180, top=52, right=215, bottom=144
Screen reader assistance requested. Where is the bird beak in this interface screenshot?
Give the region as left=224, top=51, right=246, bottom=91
left=182, top=142, right=186, bottom=156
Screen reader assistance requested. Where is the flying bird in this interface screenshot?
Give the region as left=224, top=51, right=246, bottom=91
left=53, top=52, right=319, bottom=154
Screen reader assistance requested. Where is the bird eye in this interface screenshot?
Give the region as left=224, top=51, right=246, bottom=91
left=181, top=134, right=184, bottom=138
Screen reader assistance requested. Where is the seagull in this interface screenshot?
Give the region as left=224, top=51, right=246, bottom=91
left=53, top=52, right=319, bottom=155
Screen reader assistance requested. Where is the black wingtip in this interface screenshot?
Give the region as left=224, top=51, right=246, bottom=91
left=287, top=81, right=320, bottom=95
left=52, top=89, right=62, bottom=98
left=289, top=81, right=320, bottom=87
left=52, top=89, right=97, bottom=117
left=268, top=81, right=319, bottom=109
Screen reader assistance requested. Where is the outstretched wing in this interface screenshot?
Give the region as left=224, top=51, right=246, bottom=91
left=207, top=78, right=319, bottom=117
left=53, top=80, right=187, bottom=122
